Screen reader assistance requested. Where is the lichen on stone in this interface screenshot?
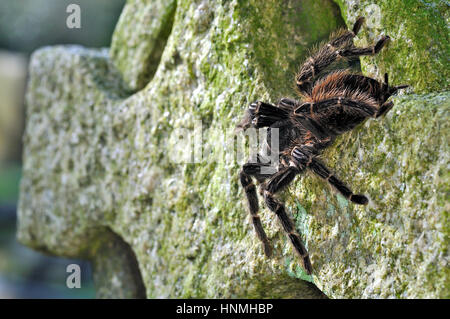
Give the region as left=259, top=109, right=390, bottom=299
left=18, top=0, right=449, bottom=298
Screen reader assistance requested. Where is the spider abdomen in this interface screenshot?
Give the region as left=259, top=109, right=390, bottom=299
left=310, top=71, right=386, bottom=102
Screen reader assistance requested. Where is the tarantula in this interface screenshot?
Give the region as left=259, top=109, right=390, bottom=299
left=238, top=17, right=407, bottom=274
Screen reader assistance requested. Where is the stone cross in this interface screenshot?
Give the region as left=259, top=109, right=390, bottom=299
left=19, top=0, right=448, bottom=298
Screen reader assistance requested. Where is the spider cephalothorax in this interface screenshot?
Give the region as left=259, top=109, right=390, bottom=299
left=238, top=17, right=408, bottom=274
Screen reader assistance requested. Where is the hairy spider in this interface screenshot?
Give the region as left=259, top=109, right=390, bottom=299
left=238, top=17, right=408, bottom=275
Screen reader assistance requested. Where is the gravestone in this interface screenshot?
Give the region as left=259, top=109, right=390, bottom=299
left=18, top=0, right=449, bottom=298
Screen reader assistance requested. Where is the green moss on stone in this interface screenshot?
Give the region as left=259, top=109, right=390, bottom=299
left=334, top=0, right=449, bottom=93
left=19, top=0, right=449, bottom=298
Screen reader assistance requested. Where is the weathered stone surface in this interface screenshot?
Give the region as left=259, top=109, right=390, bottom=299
left=334, top=0, right=449, bottom=93
left=91, top=229, right=146, bottom=299
left=18, top=0, right=448, bottom=298
left=110, top=0, right=176, bottom=91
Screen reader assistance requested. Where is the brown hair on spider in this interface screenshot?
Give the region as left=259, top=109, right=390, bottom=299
left=238, top=17, right=408, bottom=275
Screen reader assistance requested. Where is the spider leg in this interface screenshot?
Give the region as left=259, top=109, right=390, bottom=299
left=240, top=160, right=273, bottom=257
left=296, top=17, right=366, bottom=94
left=378, top=73, right=409, bottom=107
left=242, top=154, right=276, bottom=182
left=376, top=101, right=394, bottom=118
left=338, top=35, right=390, bottom=58
left=262, top=165, right=313, bottom=274
left=251, top=101, right=289, bottom=128
left=371, top=73, right=409, bottom=116
left=278, top=97, right=298, bottom=110
left=376, top=82, right=408, bottom=118
left=237, top=101, right=289, bottom=130
left=291, top=147, right=369, bottom=205
left=329, top=16, right=365, bottom=47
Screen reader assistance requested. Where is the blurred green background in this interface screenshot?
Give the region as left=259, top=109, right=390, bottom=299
left=0, top=0, right=125, bottom=298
